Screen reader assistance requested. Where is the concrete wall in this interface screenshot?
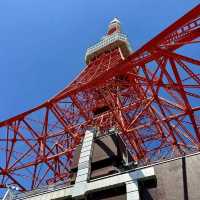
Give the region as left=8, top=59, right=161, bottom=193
left=140, top=153, right=200, bottom=200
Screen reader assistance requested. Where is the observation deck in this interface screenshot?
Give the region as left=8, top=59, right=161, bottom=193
left=85, top=25, right=132, bottom=64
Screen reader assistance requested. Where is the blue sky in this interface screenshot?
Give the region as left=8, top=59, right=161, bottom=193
left=0, top=0, right=199, bottom=121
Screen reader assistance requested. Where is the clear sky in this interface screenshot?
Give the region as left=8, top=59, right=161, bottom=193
left=0, top=0, right=199, bottom=121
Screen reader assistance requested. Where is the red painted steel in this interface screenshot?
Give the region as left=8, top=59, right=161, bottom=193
left=0, top=4, right=200, bottom=191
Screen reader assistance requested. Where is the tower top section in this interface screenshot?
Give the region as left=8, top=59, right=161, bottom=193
left=107, top=17, right=121, bottom=35
left=85, top=17, right=132, bottom=64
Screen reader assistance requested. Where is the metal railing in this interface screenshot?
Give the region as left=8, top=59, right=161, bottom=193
left=85, top=33, right=132, bottom=58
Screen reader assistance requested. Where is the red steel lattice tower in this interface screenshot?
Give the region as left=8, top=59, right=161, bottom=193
left=0, top=5, right=200, bottom=192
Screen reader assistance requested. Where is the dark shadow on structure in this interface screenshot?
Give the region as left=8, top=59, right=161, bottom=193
left=87, top=184, right=126, bottom=200
left=139, top=188, right=154, bottom=200
left=138, top=178, right=157, bottom=200
left=95, top=139, right=116, bottom=158
left=182, top=157, right=189, bottom=200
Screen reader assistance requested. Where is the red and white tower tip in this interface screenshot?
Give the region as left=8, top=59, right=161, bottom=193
left=107, top=17, right=121, bottom=35
left=85, top=17, right=132, bottom=64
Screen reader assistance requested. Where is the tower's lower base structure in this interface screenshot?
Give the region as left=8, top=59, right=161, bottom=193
left=6, top=130, right=200, bottom=200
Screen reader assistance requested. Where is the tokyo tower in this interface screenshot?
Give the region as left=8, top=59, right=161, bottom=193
left=0, top=4, right=200, bottom=193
